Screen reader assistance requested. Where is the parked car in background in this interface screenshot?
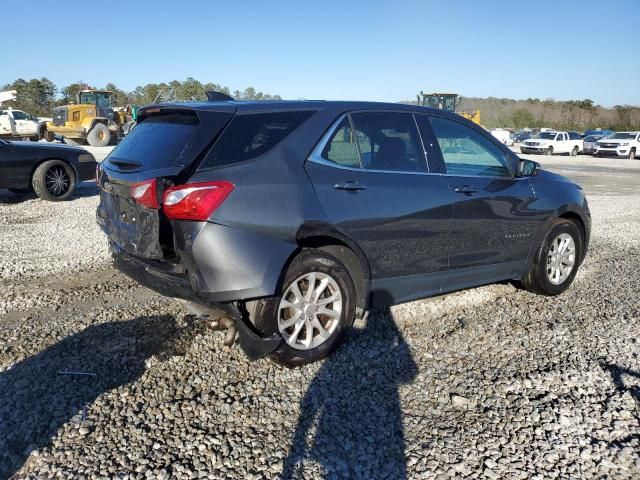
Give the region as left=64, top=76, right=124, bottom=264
left=0, top=139, right=97, bottom=200
left=512, top=130, right=533, bottom=143
left=583, top=135, right=604, bottom=155
left=0, top=109, right=40, bottom=141
left=594, top=132, right=640, bottom=159
left=520, top=131, right=583, bottom=156
left=96, top=99, right=591, bottom=366
left=490, top=128, right=514, bottom=145
left=568, top=131, right=583, bottom=141
left=584, top=129, right=613, bottom=138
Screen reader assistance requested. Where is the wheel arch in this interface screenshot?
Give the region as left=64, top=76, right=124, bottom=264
left=290, top=229, right=371, bottom=317
left=557, top=211, right=588, bottom=262
left=88, top=117, right=109, bottom=131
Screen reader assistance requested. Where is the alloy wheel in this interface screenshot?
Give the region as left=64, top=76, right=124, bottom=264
left=277, top=272, right=343, bottom=350
left=44, top=166, right=71, bottom=197
left=546, top=233, right=576, bottom=285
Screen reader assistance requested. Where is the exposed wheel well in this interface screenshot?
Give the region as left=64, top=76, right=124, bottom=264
left=295, top=236, right=370, bottom=317
left=558, top=212, right=587, bottom=261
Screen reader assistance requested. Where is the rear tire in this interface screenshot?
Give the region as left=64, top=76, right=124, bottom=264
left=44, top=130, right=56, bottom=142
left=571, top=146, right=579, bottom=156
left=521, top=219, right=583, bottom=296
left=31, top=160, right=76, bottom=201
left=87, top=123, right=110, bottom=147
left=254, top=249, right=356, bottom=367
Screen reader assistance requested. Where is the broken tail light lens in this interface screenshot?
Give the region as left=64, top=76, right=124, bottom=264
left=162, top=181, right=234, bottom=221
left=130, top=179, right=159, bottom=209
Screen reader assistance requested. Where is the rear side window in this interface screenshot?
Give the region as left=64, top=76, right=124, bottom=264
left=350, top=112, right=426, bottom=172
left=200, top=111, right=315, bottom=169
left=321, top=117, right=361, bottom=168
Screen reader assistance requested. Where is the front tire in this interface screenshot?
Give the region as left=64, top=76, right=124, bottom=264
left=571, top=146, right=579, bottom=157
left=545, top=147, right=554, bottom=156
left=629, top=148, right=636, bottom=160
left=254, top=250, right=356, bottom=367
left=32, top=160, right=76, bottom=201
left=87, top=123, right=111, bottom=147
left=521, top=219, right=583, bottom=296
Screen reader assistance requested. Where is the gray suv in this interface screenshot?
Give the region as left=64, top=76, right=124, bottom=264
left=97, top=99, right=590, bottom=366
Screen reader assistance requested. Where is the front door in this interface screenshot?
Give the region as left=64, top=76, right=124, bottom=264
left=305, top=111, right=454, bottom=305
left=423, top=115, right=537, bottom=290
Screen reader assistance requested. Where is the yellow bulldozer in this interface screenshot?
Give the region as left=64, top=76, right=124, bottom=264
left=417, top=92, right=481, bottom=125
left=43, top=89, right=135, bottom=146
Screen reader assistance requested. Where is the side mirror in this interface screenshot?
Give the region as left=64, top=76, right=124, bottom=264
left=518, top=158, right=538, bottom=177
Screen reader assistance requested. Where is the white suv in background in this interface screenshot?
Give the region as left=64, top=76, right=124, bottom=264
left=520, top=131, right=582, bottom=156
left=594, top=132, right=639, bottom=159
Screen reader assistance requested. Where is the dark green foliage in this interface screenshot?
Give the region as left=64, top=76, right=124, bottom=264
left=2, top=77, right=281, bottom=116
left=1, top=77, right=57, bottom=117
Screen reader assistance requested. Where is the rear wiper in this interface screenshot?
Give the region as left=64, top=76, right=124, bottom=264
left=108, top=158, right=142, bottom=170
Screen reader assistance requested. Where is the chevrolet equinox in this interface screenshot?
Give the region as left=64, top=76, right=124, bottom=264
left=97, top=99, right=590, bottom=366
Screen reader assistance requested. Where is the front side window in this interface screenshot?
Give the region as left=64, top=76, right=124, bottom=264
left=11, top=111, right=29, bottom=120
left=349, top=112, right=425, bottom=172
left=96, top=93, right=112, bottom=108
left=79, top=92, right=95, bottom=104
left=429, top=116, right=511, bottom=177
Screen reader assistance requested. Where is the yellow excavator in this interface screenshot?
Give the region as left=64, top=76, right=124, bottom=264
left=417, top=92, right=481, bottom=125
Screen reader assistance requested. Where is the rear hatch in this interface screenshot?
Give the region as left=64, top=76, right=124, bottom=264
left=96, top=104, right=235, bottom=259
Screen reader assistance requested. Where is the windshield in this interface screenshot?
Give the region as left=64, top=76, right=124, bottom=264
left=611, top=133, right=636, bottom=140
left=535, top=132, right=556, bottom=140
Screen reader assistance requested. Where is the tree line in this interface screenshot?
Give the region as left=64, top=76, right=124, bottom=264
left=456, top=96, right=640, bottom=131
left=4, top=77, right=639, bottom=131
left=1, top=77, right=282, bottom=117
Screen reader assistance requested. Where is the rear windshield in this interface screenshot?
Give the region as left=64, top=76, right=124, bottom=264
left=107, top=111, right=207, bottom=170
left=199, top=110, right=315, bottom=169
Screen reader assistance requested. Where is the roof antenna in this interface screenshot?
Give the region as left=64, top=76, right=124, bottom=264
left=206, top=91, right=235, bottom=102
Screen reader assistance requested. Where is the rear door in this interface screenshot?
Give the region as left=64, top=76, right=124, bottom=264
left=305, top=111, right=454, bottom=304
left=422, top=115, right=537, bottom=289
left=97, top=105, right=235, bottom=259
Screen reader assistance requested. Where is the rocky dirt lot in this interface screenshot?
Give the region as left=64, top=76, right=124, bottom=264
left=0, top=154, right=639, bottom=479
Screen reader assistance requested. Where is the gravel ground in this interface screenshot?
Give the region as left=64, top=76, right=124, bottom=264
left=0, top=153, right=638, bottom=479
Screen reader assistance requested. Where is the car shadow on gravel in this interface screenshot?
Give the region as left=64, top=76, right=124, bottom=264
left=281, top=307, right=418, bottom=479
left=0, top=314, right=196, bottom=478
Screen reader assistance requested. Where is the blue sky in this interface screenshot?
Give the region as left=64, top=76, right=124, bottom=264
left=3, top=0, right=639, bottom=106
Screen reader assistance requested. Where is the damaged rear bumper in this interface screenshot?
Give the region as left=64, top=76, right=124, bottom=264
left=111, top=245, right=281, bottom=360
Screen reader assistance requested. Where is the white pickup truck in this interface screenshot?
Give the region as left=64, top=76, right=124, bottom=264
left=594, top=132, right=640, bottom=159
left=0, top=108, right=40, bottom=140
left=520, top=131, right=583, bottom=156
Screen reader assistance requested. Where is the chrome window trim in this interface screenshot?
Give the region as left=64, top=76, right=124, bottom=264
left=307, top=111, right=519, bottom=180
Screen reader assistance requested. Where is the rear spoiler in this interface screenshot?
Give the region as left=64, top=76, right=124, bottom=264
left=206, top=91, right=234, bottom=102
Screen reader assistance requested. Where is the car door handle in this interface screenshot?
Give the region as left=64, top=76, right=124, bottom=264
left=454, top=185, right=477, bottom=194
left=334, top=181, right=367, bottom=192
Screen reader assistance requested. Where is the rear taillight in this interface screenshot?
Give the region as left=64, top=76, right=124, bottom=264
left=130, top=179, right=159, bottom=209
left=162, top=181, right=234, bottom=221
